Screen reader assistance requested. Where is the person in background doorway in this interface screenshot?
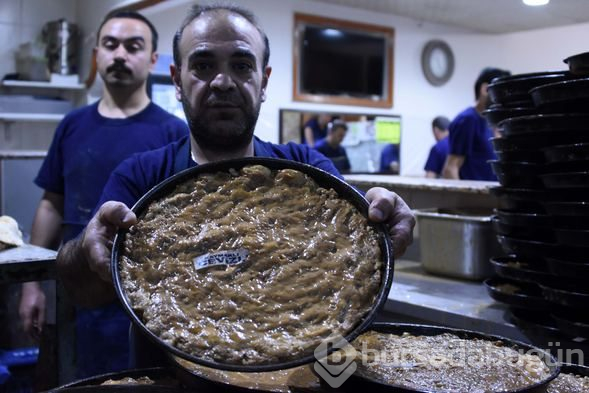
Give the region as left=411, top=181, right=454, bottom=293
left=379, top=143, right=400, bottom=174
left=18, top=10, right=188, bottom=379
left=424, top=116, right=450, bottom=178
left=314, top=119, right=351, bottom=173
left=302, top=113, right=331, bottom=147
left=442, top=67, right=510, bottom=181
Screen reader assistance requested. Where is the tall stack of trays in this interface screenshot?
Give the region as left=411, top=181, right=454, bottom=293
left=483, top=52, right=589, bottom=341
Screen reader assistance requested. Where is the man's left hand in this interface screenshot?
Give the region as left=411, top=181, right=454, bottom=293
left=365, top=187, right=415, bottom=258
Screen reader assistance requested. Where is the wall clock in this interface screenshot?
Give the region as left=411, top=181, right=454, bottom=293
left=421, top=40, right=455, bottom=86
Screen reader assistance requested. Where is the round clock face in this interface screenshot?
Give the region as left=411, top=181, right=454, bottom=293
left=422, top=40, right=455, bottom=86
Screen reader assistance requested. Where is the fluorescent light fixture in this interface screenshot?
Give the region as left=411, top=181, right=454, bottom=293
left=522, top=0, right=549, bottom=6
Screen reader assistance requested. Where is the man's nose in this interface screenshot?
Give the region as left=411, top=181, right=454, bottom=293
left=210, top=71, right=235, bottom=90
left=113, top=45, right=128, bottom=61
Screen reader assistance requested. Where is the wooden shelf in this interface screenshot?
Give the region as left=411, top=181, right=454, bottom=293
left=1, top=80, right=85, bottom=90
left=0, top=113, right=64, bottom=122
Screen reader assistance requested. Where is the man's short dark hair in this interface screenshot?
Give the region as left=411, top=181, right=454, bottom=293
left=328, top=119, right=348, bottom=133
left=475, top=67, right=510, bottom=99
left=172, top=4, right=270, bottom=70
left=97, top=10, right=158, bottom=53
left=432, top=116, right=450, bottom=131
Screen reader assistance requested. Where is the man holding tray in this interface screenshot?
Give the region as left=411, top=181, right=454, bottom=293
left=55, top=3, right=416, bottom=367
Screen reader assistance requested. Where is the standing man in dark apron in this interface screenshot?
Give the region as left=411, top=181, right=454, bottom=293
left=19, top=10, right=188, bottom=380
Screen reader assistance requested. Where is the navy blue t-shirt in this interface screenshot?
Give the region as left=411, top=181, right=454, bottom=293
left=379, top=144, right=400, bottom=173
left=302, top=118, right=327, bottom=145
left=36, top=101, right=189, bottom=242
left=98, top=135, right=341, bottom=209
left=35, top=101, right=188, bottom=379
left=314, top=138, right=351, bottom=172
left=448, top=107, right=497, bottom=181
left=424, top=137, right=449, bottom=176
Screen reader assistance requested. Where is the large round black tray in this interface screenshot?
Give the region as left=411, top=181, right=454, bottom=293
left=489, top=160, right=545, bottom=189
left=489, top=187, right=546, bottom=213
left=167, top=353, right=325, bottom=393
left=482, top=107, right=537, bottom=127
left=539, top=282, right=589, bottom=309
left=546, top=257, right=589, bottom=278
left=509, top=308, right=562, bottom=338
left=543, top=142, right=589, bottom=163
left=47, top=367, right=184, bottom=392
left=487, top=71, right=572, bottom=108
left=111, top=157, right=394, bottom=372
left=541, top=171, right=589, bottom=189
left=484, top=277, right=549, bottom=310
left=342, top=322, right=559, bottom=393
left=544, top=201, right=589, bottom=217
left=565, top=51, right=589, bottom=75
left=530, top=78, right=589, bottom=113
left=489, top=256, right=553, bottom=284
left=551, top=310, right=589, bottom=339
left=498, top=114, right=589, bottom=136
left=492, top=216, right=555, bottom=243
left=497, top=235, right=589, bottom=261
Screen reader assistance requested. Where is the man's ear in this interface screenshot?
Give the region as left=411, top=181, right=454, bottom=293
left=149, top=51, right=158, bottom=72
left=170, top=64, right=182, bottom=101
left=260, top=66, right=272, bottom=102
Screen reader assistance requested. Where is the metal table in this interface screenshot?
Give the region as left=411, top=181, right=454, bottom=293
left=0, top=243, right=56, bottom=283
left=0, top=243, right=75, bottom=385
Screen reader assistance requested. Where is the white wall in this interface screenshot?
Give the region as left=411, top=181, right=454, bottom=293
left=0, top=0, right=77, bottom=151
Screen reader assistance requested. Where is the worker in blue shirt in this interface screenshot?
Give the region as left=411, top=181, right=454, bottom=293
left=442, top=67, right=510, bottom=181
left=424, top=116, right=450, bottom=178
left=314, top=119, right=351, bottom=173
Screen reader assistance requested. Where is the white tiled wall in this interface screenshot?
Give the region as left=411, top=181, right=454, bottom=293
left=0, top=0, right=77, bottom=150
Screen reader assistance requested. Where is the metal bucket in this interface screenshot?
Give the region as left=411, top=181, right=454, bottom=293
left=42, top=19, right=80, bottom=75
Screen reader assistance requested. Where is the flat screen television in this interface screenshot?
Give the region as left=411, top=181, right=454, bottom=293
left=293, top=13, right=395, bottom=108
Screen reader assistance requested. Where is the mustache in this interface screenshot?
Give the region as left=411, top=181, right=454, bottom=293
left=205, top=95, right=242, bottom=107
left=107, top=62, right=132, bottom=74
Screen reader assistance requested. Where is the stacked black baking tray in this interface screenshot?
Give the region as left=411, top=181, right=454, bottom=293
left=484, top=52, right=589, bottom=341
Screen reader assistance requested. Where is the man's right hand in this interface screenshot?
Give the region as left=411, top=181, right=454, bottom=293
left=81, top=201, right=137, bottom=283
left=19, top=282, right=46, bottom=340
left=56, top=201, right=136, bottom=308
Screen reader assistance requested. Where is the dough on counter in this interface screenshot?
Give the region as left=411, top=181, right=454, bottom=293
left=0, top=215, right=24, bottom=249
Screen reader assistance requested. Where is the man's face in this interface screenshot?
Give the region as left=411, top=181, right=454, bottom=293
left=95, top=18, right=156, bottom=88
left=480, top=82, right=492, bottom=109
left=332, top=127, right=347, bottom=145
left=171, top=11, right=271, bottom=152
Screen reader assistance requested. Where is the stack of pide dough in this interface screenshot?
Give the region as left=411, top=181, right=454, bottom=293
left=0, top=215, right=24, bottom=250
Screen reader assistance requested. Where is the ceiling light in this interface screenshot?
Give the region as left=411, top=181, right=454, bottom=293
left=522, top=0, right=549, bottom=6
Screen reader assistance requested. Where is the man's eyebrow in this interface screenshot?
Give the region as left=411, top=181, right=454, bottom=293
left=187, top=50, right=215, bottom=64
left=101, top=35, right=146, bottom=43
left=232, top=49, right=257, bottom=63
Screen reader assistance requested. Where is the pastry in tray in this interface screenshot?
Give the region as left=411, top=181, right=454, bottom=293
left=117, top=163, right=385, bottom=367
left=351, top=327, right=554, bottom=392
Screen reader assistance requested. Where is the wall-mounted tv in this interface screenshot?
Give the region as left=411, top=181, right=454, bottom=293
left=293, top=13, right=395, bottom=108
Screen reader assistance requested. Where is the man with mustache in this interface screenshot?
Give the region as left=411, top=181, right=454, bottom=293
left=19, top=10, right=188, bottom=379
left=56, top=4, right=415, bottom=368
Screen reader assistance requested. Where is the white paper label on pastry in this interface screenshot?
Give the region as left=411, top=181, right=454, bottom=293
left=194, top=249, right=249, bottom=271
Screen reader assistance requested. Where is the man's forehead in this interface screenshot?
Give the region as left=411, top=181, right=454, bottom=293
left=180, top=11, right=264, bottom=58
left=99, top=18, right=151, bottom=40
